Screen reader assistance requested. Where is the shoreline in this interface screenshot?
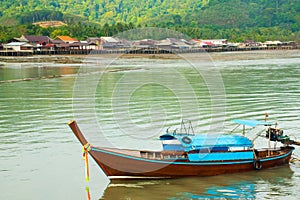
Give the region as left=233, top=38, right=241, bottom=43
left=0, top=49, right=299, bottom=64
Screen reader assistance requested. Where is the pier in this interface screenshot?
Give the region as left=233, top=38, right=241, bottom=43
left=0, top=45, right=298, bottom=56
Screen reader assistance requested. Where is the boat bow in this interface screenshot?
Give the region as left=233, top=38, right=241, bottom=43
left=68, top=120, right=88, bottom=146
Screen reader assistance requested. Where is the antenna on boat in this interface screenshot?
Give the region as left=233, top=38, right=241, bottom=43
left=180, top=119, right=195, bottom=135
left=180, top=119, right=187, bottom=134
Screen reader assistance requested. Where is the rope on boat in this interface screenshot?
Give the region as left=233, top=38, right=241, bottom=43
left=82, top=143, right=92, bottom=182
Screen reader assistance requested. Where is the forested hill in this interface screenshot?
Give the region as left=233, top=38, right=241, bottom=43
left=0, top=0, right=299, bottom=42
left=4, top=0, right=207, bottom=25
left=1, top=0, right=299, bottom=28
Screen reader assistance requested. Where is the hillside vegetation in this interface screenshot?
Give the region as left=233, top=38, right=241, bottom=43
left=0, top=0, right=299, bottom=42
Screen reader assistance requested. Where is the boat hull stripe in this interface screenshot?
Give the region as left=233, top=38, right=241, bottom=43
left=91, top=147, right=292, bottom=165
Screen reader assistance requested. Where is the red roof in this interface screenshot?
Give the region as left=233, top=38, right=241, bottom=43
left=45, top=44, right=54, bottom=47
left=55, top=36, right=78, bottom=43
left=203, top=41, right=213, bottom=46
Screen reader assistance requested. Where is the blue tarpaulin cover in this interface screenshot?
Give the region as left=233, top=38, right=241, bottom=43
left=176, top=134, right=253, bottom=149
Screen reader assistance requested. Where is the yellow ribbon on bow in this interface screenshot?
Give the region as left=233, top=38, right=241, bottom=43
left=82, top=143, right=91, bottom=182
left=86, top=186, right=91, bottom=200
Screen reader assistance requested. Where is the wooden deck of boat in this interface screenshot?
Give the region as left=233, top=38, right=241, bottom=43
left=95, top=146, right=292, bottom=162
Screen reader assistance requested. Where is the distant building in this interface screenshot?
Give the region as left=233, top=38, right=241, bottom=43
left=54, top=36, right=79, bottom=44
left=100, top=37, right=120, bottom=49
left=19, top=35, right=52, bottom=45
left=200, top=39, right=228, bottom=47
left=156, top=38, right=192, bottom=49
left=85, top=37, right=101, bottom=49
left=86, top=37, right=101, bottom=43
left=155, top=39, right=172, bottom=49
left=132, top=39, right=156, bottom=48
left=3, top=42, right=33, bottom=51
left=41, top=43, right=55, bottom=51
left=283, top=41, right=297, bottom=47
left=190, top=39, right=214, bottom=48
left=51, top=36, right=81, bottom=51
left=8, top=35, right=52, bottom=51
left=264, top=41, right=282, bottom=46
left=243, top=40, right=262, bottom=47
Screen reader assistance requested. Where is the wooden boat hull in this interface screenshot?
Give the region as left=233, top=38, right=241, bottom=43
left=88, top=146, right=293, bottom=178
left=69, top=120, right=294, bottom=178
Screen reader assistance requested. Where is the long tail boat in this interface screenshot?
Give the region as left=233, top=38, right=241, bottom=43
left=68, top=117, right=299, bottom=179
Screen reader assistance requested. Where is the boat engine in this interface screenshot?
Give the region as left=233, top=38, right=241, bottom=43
left=266, top=127, right=300, bottom=145
left=266, top=127, right=284, bottom=141
left=266, top=127, right=295, bottom=144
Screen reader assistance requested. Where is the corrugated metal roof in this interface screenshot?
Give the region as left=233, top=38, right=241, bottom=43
left=101, top=37, right=118, bottom=43
left=56, top=36, right=78, bottom=42
left=5, top=42, right=27, bottom=46
left=24, top=35, right=51, bottom=43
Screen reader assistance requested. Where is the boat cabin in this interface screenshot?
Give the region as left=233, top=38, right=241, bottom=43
left=159, top=132, right=254, bottom=162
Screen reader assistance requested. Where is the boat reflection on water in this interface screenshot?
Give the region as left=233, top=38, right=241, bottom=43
left=100, top=165, right=294, bottom=199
